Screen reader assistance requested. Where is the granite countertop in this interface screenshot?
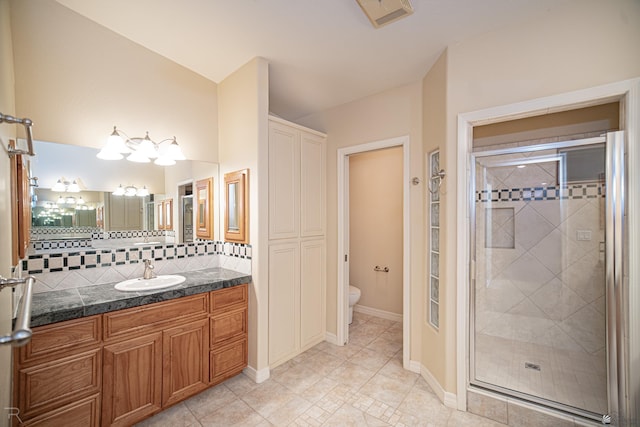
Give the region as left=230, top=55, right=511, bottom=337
left=29, top=268, right=252, bottom=327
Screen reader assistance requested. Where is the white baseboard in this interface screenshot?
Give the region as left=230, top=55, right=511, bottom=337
left=420, top=364, right=457, bottom=409
left=325, top=331, right=340, bottom=345
left=407, top=360, right=421, bottom=374
left=243, top=365, right=270, bottom=383
left=354, top=304, right=402, bottom=322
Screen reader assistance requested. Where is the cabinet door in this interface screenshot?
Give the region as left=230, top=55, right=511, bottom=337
left=102, top=332, right=162, bottom=427
left=268, top=122, right=300, bottom=239
left=300, top=239, right=326, bottom=349
left=268, top=243, right=300, bottom=366
left=300, top=132, right=326, bottom=237
left=162, top=318, right=209, bottom=407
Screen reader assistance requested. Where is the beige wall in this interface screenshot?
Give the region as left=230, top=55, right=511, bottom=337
left=429, top=0, right=640, bottom=396
left=10, top=0, right=218, bottom=162
left=349, top=147, right=403, bottom=315
left=0, top=0, right=15, bottom=423
left=421, top=49, right=449, bottom=390
left=299, top=82, right=423, bottom=360
left=218, top=57, right=270, bottom=374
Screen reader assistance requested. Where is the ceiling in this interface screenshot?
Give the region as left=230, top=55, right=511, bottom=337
left=56, top=0, right=568, bottom=121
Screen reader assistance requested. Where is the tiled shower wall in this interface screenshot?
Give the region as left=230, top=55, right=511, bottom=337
left=473, top=146, right=607, bottom=412
left=23, top=240, right=252, bottom=294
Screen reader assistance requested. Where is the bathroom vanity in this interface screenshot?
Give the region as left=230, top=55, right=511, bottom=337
left=12, top=268, right=250, bottom=427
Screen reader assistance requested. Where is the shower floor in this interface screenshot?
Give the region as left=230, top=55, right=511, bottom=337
left=474, top=333, right=607, bottom=415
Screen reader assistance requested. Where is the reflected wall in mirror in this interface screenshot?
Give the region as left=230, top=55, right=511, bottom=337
left=224, top=169, right=249, bottom=243
left=196, top=177, right=213, bottom=240
left=32, top=188, right=102, bottom=228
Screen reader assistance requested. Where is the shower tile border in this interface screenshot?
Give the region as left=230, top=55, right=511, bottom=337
left=477, top=183, right=604, bottom=203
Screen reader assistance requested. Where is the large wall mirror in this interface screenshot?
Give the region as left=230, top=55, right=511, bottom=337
left=30, top=140, right=219, bottom=251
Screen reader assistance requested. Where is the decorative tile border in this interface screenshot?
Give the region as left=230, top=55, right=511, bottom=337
left=31, top=239, right=93, bottom=251
left=477, top=183, right=604, bottom=203
left=31, top=226, right=101, bottom=239
left=23, top=240, right=251, bottom=275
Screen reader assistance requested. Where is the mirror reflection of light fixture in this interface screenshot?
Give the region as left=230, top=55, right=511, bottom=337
left=51, top=177, right=81, bottom=192
left=112, top=184, right=150, bottom=197
left=113, top=184, right=125, bottom=196
left=136, top=186, right=150, bottom=197
left=56, top=196, right=65, bottom=205
left=97, top=126, right=186, bottom=166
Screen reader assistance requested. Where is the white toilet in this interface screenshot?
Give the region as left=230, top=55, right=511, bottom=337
left=348, top=285, right=361, bottom=324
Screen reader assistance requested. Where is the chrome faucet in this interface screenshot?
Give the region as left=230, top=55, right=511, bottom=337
left=142, top=259, right=155, bottom=280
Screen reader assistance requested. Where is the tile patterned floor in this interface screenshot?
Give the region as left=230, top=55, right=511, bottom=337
left=136, top=312, right=506, bottom=426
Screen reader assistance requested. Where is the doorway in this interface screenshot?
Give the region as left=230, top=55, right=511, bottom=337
left=349, top=147, right=403, bottom=322
left=337, top=135, right=411, bottom=369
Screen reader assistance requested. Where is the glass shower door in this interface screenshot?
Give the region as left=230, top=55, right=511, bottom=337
left=470, top=134, right=624, bottom=421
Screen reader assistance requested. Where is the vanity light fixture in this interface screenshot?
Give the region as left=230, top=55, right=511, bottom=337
left=51, top=177, right=81, bottom=192
left=97, top=126, right=186, bottom=166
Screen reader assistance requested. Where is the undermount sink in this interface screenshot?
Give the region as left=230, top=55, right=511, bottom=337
left=114, top=275, right=186, bottom=292
left=133, top=241, right=161, bottom=246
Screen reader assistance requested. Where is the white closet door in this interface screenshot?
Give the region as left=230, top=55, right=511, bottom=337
left=269, top=122, right=300, bottom=240
left=300, top=239, right=326, bottom=349
left=268, top=242, right=300, bottom=366
left=300, top=132, right=326, bottom=237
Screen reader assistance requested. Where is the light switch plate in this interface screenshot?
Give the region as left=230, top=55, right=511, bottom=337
left=577, top=230, right=592, bottom=241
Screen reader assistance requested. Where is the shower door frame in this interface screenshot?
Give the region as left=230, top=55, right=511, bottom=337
left=455, top=78, right=640, bottom=424
left=468, top=134, right=621, bottom=422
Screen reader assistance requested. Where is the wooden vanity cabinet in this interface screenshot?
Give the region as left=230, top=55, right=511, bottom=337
left=12, top=315, right=102, bottom=427
left=13, top=287, right=248, bottom=427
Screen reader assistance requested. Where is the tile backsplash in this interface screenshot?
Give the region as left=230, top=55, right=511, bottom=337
left=23, top=240, right=252, bottom=294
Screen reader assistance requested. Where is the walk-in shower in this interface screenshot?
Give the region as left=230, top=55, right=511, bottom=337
left=469, top=132, right=627, bottom=423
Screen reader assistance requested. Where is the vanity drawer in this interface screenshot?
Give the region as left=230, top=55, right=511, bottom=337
left=19, top=393, right=100, bottom=427
left=210, top=307, right=247, bottom=345
left=210, top=284, right=248, bottom=314
left=16, top=348, right=102, bottom=421
left=104, top=293, right=209, bottom=341
left=18, top=316, right=101, bottom=365
left=210, top=337, right=247, bottom=385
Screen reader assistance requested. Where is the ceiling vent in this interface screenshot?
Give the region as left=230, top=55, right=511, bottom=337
left=355, top=0, right=414, bottom=29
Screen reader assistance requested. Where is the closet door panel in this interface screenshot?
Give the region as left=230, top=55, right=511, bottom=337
left=268, top=123, right=300, bottom=240
left=300, top=239, right=326, bottom=349
left=300, top=132, right=326, bottom=237
left=268, top=243, right=300, bottom=366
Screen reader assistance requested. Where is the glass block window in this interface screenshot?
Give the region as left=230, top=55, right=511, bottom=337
left=428, top=150, right=440, bottom=330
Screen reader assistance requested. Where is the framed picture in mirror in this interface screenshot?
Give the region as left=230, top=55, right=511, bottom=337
left=224, top=169, right=249, bottom=243
left=164, top=198, right=173, bottom=230
left=196, top=177, right=213, bottom=240
left=157, top=202, right=164, bottom=229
